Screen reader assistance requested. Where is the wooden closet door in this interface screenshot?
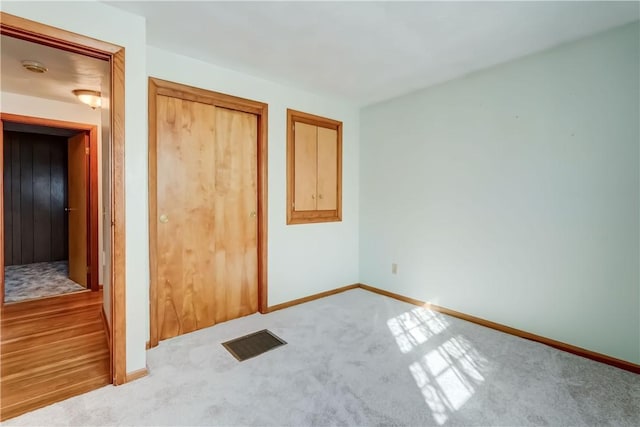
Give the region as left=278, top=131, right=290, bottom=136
left=156, top=96, right=258, bottom=340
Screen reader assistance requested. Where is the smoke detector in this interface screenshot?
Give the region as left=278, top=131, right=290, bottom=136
left=21, top=60, right=48, bottom=73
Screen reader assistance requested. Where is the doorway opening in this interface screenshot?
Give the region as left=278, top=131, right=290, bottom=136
left=2, top=117, right=100, bottom=303
left=0, top=11, right=128, bottom=420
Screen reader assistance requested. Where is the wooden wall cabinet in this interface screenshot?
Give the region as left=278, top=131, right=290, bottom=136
left=287, top=109, right=342, bottom=225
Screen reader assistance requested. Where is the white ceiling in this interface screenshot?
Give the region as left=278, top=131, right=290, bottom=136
left=0, top=35, right=109, bottom=105
left=106, top=1, right=639, bottom=106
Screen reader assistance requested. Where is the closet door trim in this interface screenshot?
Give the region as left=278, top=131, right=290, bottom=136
left=147, top=78, right=268, bottom=348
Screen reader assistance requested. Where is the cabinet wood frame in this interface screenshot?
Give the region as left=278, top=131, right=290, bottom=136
left=286, top=109, right=342, bottom=225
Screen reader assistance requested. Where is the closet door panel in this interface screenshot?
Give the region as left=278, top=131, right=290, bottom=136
left=212, top=107, right=258, bottom=323
left=156, top=95, right=218, bottom=339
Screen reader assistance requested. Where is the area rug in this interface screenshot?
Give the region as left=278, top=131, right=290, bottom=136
left=4, top=261, right=86, bottom=303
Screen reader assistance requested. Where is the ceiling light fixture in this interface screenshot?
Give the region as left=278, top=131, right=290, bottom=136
left=73, top=89, right=102, bottom=109
left=21, top=60, right=48, bottom=73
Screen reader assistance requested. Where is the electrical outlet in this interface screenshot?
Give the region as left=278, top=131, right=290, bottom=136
left=392, top=263, right=398, bottom=274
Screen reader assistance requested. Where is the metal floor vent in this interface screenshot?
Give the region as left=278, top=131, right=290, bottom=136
left=222, top=329, right=287, bottom=361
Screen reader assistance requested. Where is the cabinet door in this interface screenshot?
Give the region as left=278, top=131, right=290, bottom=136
left=287, top=108, right=342, bottom=225
left=293, top=122, right=317, bottom=211
left=316, top=127, right=338, bottom=210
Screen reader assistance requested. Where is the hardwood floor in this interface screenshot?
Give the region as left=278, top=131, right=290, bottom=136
left=0, top=290, right=111, bottom=420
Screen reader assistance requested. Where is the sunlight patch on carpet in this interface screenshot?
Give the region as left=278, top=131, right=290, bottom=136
left=388, top=306, right=489, bottom=425
left=387, top=306, right=451, bottom=353
left=408, top=335, right=488, bottom=425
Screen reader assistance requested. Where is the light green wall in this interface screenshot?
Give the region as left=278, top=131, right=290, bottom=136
left=360, top=22, right=640, bottom=364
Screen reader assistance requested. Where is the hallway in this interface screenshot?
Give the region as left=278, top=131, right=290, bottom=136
left=0, top=290, right=110, bottom=420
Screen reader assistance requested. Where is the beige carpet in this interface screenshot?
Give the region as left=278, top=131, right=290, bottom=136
left=4, top=289, right=639, bottom=426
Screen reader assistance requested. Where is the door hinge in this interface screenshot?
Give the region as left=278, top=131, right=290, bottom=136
left=87, top=266, right=91, bottom=273
left=85, top=146, right=90, bottom=155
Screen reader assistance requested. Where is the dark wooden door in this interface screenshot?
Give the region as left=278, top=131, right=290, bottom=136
left=3, top=131, right=68, bottom=266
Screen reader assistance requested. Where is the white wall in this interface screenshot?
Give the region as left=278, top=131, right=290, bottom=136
left=0, top=92, right=105, bottom=287
left=360, top=22, right=640, bottom=364
left=1, top=0, right=148, bottom=373
left=147, top=47, right=360, bottom=310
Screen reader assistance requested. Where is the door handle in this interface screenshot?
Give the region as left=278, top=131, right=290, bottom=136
left=64, top=207, right=77, bottom=212
left=249, top=211, right=256, bottom=218
left=159, top=214, right=169, bottom=223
